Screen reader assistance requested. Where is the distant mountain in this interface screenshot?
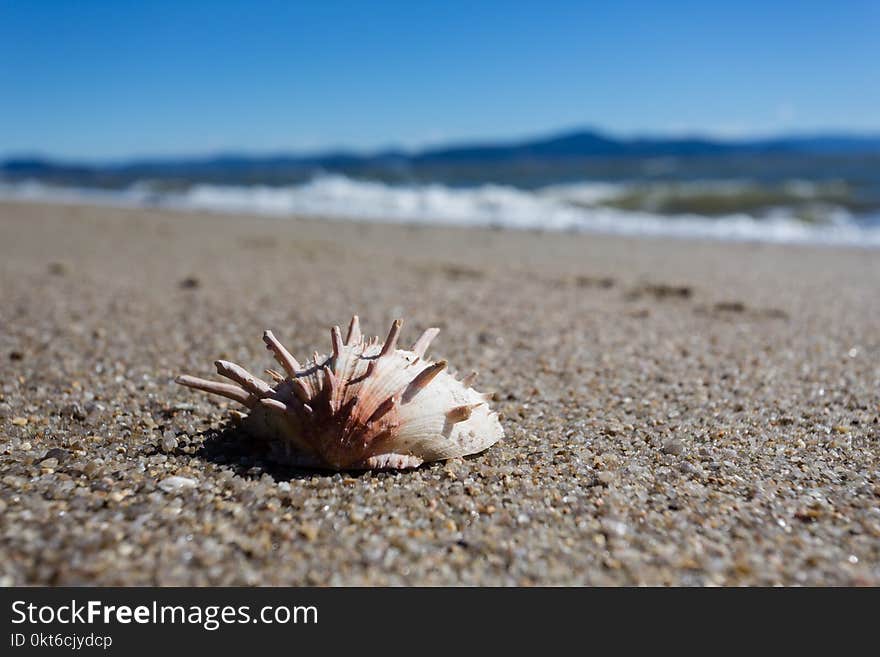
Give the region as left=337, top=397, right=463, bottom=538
left=413, top=130, right=880, bottom=161
left=4, top=128, right=880, bottom=188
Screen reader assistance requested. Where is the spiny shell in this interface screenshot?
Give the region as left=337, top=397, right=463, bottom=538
left=176, top=316, right=503, bottom=470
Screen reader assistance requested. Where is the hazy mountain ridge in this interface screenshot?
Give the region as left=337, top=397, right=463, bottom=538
left=4, top=128, right=880, bottom=187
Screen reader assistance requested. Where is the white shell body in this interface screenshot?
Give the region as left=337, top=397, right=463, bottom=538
left=176, top=317, right=503, bottom=470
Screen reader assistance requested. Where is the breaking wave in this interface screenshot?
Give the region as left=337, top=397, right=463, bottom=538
left=2, top=175, right=879, bottom=247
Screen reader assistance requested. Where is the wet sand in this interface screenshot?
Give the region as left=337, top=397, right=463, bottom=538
left=1, top=200, right=878, bottom=585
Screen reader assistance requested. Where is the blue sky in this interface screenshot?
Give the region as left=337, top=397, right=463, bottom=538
left=1, top=1, right=878, bottom=159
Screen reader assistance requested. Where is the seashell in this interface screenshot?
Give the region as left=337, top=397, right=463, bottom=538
left=176, top=316, right=503, bottom=470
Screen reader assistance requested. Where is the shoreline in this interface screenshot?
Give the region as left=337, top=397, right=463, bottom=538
left=3, top=177, right=879, bottom=249
left=1, top=201, right=878, bottom=585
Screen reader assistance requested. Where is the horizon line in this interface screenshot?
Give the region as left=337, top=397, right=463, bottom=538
left=4, top=124, right=880, bottom=165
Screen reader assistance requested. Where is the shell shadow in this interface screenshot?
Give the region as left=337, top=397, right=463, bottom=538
left=194, top=423, right=340, bottom=482
left=192, top=422, right=436, bottom=482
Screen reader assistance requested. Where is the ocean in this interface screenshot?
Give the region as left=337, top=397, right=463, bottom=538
left=3, top=156, right=880, bottom=247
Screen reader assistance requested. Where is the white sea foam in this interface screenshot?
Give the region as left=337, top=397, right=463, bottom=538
left=2, top=175, right=879, bottom=247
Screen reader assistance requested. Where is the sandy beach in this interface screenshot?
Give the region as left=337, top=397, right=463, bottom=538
left=1, top=200, right=878, bottom=585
